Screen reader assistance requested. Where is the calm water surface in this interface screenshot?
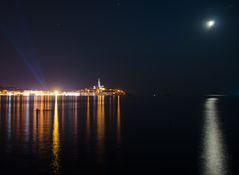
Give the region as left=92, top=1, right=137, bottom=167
left=0, top=96, right=239, bottom=175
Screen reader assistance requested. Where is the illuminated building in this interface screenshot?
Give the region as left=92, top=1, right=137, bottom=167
left=0, top=79, right=126, bottom=96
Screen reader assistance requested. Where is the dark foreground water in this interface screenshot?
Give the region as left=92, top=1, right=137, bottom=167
left=0, top=95, right=239, bottom=175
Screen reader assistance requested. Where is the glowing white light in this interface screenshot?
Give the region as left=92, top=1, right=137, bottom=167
left=207, top=20, right=215, bottom=28
left=64, top=92, right=80, bottom=96
left=23, top=92, right=30, bottom=96
left=54, top=90, right=59, bottom=96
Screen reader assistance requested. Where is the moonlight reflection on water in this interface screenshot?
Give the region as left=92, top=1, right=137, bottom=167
left=201, top=98, right=229, bottom=175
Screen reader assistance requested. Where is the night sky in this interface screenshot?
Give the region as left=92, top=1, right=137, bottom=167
left=0, top=0, right=239, bottom=95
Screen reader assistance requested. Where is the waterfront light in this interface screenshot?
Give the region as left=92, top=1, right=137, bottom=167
left=0, top=79, right=125, bottom=96
left=23, top=92, right=30, bottom=96
left=54, top=90, right=59, bottom=96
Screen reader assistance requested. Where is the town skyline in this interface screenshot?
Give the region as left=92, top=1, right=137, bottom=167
left=0, top=78, right=126, bottom=96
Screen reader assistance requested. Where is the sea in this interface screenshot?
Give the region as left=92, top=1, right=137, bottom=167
left=0, top=95, right=238, bottom=175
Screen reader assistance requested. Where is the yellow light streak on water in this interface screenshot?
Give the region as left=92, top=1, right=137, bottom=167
left=116, top=96, right=121, bottom=145
left=52, top=96, right=60, bottom=174
left=86, top=96, right=90, bottom=141
left=96, top=96, right=105, bottom=163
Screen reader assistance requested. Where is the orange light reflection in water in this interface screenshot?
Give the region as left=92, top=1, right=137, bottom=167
left=52, top=96, right=60, bottom=174
left=116, top=96, right=121, bottom=145
left=86, top=96, right=90, bottom=141
left=96, top=96, right=105, bottom=163
left=72, top=97, right=78, bottom=143
left=0, top=95, right=123, bottom=171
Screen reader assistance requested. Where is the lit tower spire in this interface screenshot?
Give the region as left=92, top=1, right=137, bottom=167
left=98, top=78, right=101, bottom=88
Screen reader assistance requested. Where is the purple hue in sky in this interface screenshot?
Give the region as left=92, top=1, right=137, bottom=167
left=0, top=0, right=239, bottom=95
